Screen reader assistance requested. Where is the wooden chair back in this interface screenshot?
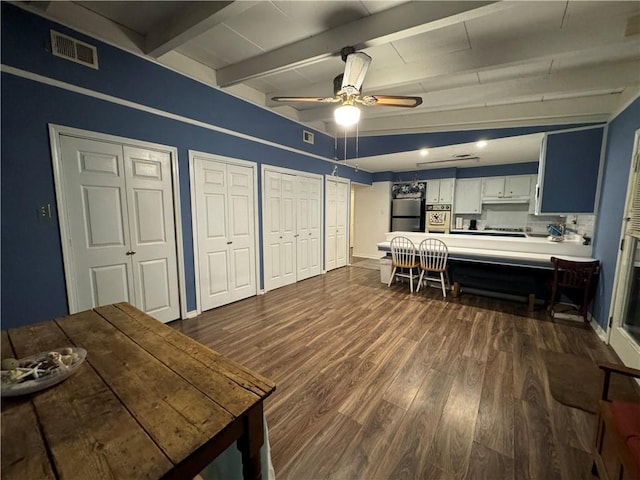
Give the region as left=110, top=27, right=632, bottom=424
left=550, top=256, right=599, bottom=292
left=418, top=238, right=448, bottom=272
left=390, top=236, right=418, bottom=268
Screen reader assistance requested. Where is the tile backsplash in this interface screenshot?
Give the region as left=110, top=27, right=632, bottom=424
left=454, top=204, right=596, bottom=237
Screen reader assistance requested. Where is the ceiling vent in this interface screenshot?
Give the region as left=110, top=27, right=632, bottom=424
left=50, top=30, right=99, bottom=69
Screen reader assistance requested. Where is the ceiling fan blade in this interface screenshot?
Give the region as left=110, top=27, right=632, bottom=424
left=271, top=96, right=340, bottom=103
left=359, top=95, right=423, bottom=108
left=341, top=52, right=371, bottom=94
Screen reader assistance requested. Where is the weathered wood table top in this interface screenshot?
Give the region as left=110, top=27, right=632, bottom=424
left=1, top=302, right=275, bottom=480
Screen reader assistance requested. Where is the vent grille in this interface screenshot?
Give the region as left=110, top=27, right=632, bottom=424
left=303, top=130, right=314, bottom=144
left=50, top=30, right=98, bottom=69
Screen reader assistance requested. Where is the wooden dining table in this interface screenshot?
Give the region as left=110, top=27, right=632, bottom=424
left=1, top=302, right=275, bottom=480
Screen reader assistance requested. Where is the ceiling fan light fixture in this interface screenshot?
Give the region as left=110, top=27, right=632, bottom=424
left=334, top=104, right=360, bottom=127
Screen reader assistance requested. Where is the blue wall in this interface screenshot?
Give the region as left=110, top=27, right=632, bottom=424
left=2, top=4, right=635, bottom=332
left=0, top=4, right=372, bottom=328
left=373, top=162, right=539, bottom=182
left=592, top=97, right=640, bottom=329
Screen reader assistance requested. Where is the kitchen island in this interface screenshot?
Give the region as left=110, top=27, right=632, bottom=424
left=378, top=232, right=596, bottom=310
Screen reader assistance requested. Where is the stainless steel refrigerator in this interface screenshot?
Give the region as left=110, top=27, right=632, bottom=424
left=391, top=198, right=425, bottom=232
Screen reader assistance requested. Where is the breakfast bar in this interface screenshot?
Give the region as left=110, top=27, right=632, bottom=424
left=378, top=232, right=596, bottom=310
left=1, top=303, right=276, bottom=480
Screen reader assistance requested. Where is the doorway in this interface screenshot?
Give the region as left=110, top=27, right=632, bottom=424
left=609, top=130, right=640, bottom=368
left=49, top=125, right=185, bottom=323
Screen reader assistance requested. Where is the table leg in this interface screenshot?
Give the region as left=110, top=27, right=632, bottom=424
left=238, top=403, right=264, bottom=480
left=528, top=293, right=535, bottom=312
left=452, top=282, right=460, bottom=298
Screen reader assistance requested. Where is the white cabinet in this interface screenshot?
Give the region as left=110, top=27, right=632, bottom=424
left=426, top=178, right=454, bottom=203
left=454, top=178, right=482, bottom=214
left=482, top=175, right=532, bottom=203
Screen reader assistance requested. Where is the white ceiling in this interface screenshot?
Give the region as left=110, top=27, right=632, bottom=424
left=20, top=0, right=640, bottom=171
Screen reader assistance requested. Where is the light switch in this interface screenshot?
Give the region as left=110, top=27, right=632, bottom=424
left=38, top=204, right=52, bottom=221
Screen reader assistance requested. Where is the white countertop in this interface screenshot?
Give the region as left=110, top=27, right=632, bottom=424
left=377, top=231, right=594, bottom=268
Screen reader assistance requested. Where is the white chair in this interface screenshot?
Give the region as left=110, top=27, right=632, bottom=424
left=387, top=236, right=420, bottom=292
left=417, top=238, right=450, bottom=297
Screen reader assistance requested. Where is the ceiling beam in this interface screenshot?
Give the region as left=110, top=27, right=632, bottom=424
left=267, top=28, right=639, bottom=102
left=355, top=95, right=617, bottom=136
left=145, top=1, right=258, bottom=58
left=216, top=1, right=514, bottom=87
left=297, top=60, right=640, bottom=123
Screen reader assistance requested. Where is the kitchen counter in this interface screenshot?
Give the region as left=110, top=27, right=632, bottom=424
left=378, top=231, right=593, bottom=268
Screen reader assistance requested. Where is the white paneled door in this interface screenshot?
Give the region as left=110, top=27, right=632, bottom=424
left=264, top=170, right=297, bottom=290
left=60, top=136, right=179, bottom=322
left=193, top=157, right=256, bottom=311
left=296, top=176, right=322, bottom=281
left=325, top=176, right=349, bottom=271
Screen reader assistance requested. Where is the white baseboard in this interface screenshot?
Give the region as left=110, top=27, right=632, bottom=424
left=590, top=318, right=608, bottom=342
left=184, top=310, right=198, bottom=319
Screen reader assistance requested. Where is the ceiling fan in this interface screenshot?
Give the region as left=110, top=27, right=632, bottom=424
left=271, top=46, right=423, bottom=126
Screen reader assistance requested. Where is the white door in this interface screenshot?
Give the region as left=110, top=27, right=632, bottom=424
left=194, top=158, right=256, bottom=311
left=308, top=177, right=322, bottom=277
left=296, top=176, right=323, bottom=280
left=296, top=177, right=311, bottom=280
left=60, top=136, right=179, bottom=322
left=326, top=179, right=337, bottom=271
left=336, top=180, right=349, bottom=268
left=610, top=134, right=640, bottom=368
left=263, top=171, right=296, bottom=290
left=325, top=177, right=349, bottom=271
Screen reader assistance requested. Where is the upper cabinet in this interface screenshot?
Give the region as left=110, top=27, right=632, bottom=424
left=454, top=178, right=482, bottom=214
left=426, top=178, right=454, bottom=203
left=481, top=175, right=533, bottom=203
left=536, top=126, right=605, bottom=214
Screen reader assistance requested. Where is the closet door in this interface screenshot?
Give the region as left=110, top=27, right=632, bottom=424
left=325, top=179, right=338, bottom=271
left=325, top=177, right=349, bottom=271
left=307, top=177, right=322, bottom=277
left=335, top=180, right=349, bottom=268
left=59, top=136, right=179, bottom=322
left=227, top=164, right=256, bottom=302
left=194, top=158, right=256, bottom=311
left=123, top=146, right=179, bottom=321
left=296, top=177, right=311, bottom=280
left=264, top=171, right=296, bottom=290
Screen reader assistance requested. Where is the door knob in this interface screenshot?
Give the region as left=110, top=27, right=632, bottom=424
left=126, top=251, right=136, bottom=255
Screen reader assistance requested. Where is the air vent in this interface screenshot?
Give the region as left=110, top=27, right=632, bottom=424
left=303, top=130, right=314, bottom=144
left=50, top=30, right=98, bottom=69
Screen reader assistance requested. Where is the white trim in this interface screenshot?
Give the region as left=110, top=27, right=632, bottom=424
left=189, top=150, right=260, bottom=314
left=590, top=317, right=608, bottom=342
left=48, top=124, right=189, bottom=320
left=607, top=129, right=640, bottom=343
left=184, top=310, right=199, bottom=319
left=260, top=163, right=324, bottom=181
left=2, top=65, right=357, bottom=168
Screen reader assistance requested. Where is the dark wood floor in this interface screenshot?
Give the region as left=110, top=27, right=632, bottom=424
left=173, top=266, right=620, bottom=480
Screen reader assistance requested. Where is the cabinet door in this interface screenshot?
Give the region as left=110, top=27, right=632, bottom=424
left=439, top=178, right=454, bottom=203
left=426, top=180, right=440, bottom=203
left=454, top=178, right=481, bottom=214
left=483, top=177, right=505, bottom=197
left=504, top=176, right=531, bottom=197
left=537, top=126, right=604, bottom=214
